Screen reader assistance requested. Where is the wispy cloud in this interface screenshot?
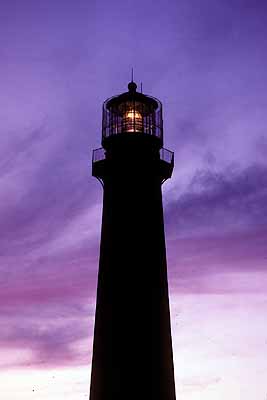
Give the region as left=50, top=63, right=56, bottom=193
left=166, top=163, right=267, bottom=237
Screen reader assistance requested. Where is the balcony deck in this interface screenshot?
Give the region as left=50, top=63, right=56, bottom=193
left=92, top=147, right=174, bottom=182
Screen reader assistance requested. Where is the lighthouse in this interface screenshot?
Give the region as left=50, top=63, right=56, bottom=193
left=90, top=81, right=176, bottom=400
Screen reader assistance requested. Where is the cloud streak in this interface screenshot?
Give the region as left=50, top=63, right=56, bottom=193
left=166, top=163, right=267, bottom=237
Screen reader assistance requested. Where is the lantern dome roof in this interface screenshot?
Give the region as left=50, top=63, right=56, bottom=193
left=105, top=82, right=160, bottom=111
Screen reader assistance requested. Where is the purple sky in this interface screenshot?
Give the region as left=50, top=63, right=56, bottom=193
left=1, top=1, right=267, bottom=398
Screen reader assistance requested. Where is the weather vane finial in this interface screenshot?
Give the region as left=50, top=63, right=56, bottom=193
left=128, top=68, right=137, bottom=91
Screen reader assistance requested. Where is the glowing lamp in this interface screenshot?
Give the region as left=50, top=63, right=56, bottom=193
left=123, top=108, right=143, bottom=132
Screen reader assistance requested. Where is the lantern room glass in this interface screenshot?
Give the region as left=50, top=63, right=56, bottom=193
left=102, top=94, right=163, bottom=145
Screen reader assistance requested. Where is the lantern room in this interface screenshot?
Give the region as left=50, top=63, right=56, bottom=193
left=102, top=81, right=163, bottom=149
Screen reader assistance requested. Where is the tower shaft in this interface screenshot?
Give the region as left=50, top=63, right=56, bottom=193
left=90, top=141, right=176, bottom=400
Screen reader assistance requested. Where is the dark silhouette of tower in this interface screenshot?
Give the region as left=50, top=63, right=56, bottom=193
left=90, top=81, right=175, bottom=400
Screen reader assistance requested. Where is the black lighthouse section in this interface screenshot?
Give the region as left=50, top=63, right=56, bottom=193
left=90, top=82, right=176, bottom=400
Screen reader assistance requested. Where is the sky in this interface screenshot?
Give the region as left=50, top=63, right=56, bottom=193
left=1, top=0, right=267, bottom=398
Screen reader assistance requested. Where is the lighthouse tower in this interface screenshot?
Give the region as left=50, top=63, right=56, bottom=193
left=90, top=81, right=176, bottom=400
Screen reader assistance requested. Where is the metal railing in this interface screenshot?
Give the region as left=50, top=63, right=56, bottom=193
left=92, top=147, right=174, bottom=166
left=160, top=148, right=174, bottom=165
left=92, top=147, right=106, bottom=163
